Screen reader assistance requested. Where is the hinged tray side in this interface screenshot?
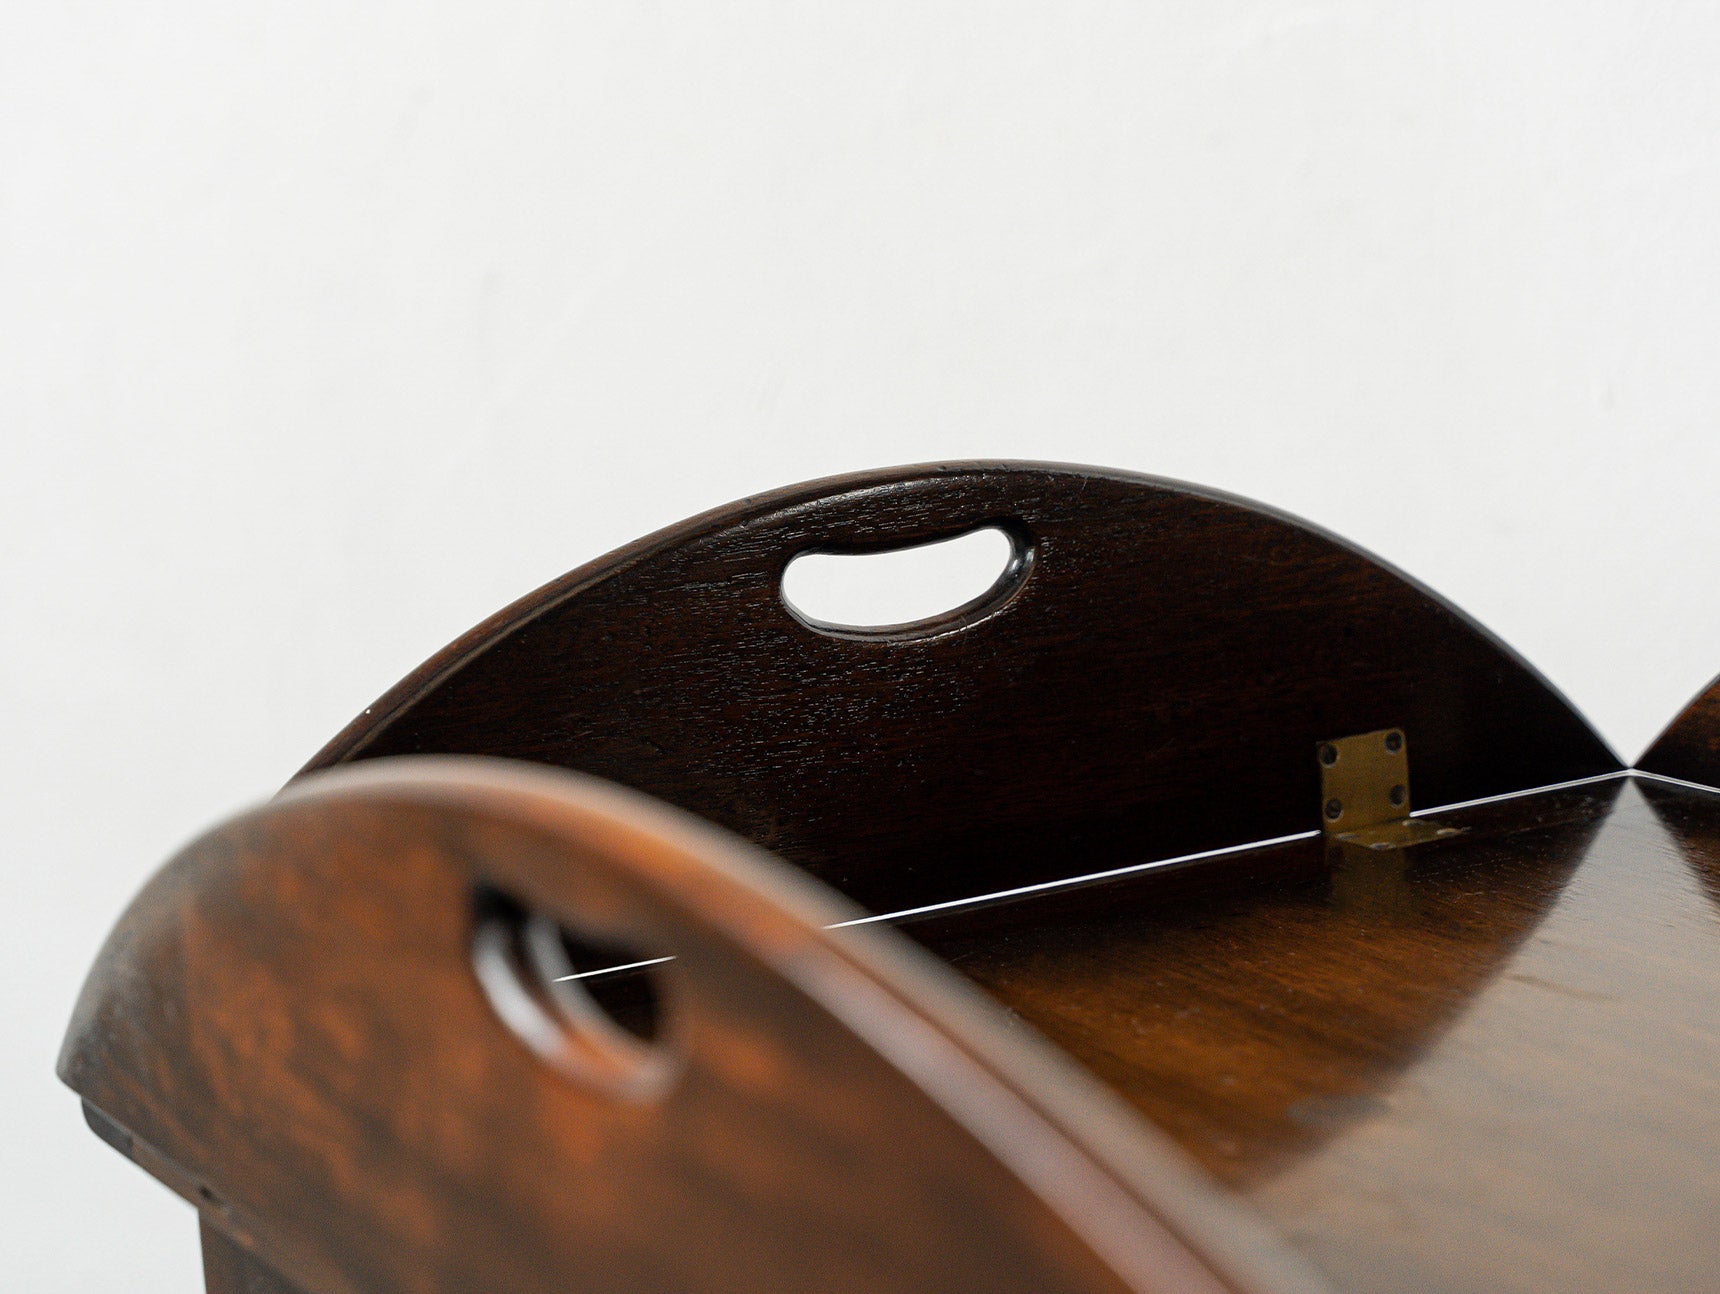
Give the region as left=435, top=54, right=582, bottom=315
left=60, top=758, right=1329, bottom=1294
left=297, top=461, right=1618, bottom=914
left=1639, top=672, right=1720, bottom=788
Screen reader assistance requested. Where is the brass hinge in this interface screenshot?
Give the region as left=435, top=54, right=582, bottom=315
left=1317, top=728, right=1462, bottom=850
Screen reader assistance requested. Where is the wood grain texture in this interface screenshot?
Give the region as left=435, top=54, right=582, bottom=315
left=299, top=462, right=1618, bottom=915
left=908, top=774, right=1720, bottom=1294
left=64, top=465, right=1660, bottom=1292
left=1637, top=670, right=1720, bottom=786
left=60, top=758, right=1327, bottom=1294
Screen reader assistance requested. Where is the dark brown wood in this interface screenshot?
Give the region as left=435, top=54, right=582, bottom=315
left=68, top=464, right=1690, bottom=1294
left=300, top=462, right=1618, bottom=915
left=1637, top=670, right=1720, bottom=785
left=905, top=774, right=1720, bottom=1293
left=69, top=760, right=1720, bottom=1294
left=61, top=758, right=1323, bottom=1294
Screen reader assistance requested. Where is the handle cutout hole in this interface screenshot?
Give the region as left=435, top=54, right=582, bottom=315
left=471, top=886, right=675, bottom=1099
left=781, top=525, right=1025, bottom=637
left=548, top=922, right=665, bottom=1044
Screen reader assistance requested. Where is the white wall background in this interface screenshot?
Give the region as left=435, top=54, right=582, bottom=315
left=7, top=4, right=1720, bottom=1287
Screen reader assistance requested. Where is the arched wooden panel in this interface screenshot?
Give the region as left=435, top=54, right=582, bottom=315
left=60, top=759, right=1327, bottom=1294
left=1638, top=672, right=1720, bottom=787
left=302, top=463, right=1617, bottom=914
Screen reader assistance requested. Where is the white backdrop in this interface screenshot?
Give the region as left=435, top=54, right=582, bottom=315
left=8, top=4, right=1720, bottom=1287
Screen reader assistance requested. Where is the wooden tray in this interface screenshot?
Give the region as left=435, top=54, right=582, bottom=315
left=61, top=462, right=1720, bottom=1294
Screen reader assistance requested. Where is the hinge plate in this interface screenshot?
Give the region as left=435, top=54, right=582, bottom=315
left=1318, top=728, right=1462, bottom=851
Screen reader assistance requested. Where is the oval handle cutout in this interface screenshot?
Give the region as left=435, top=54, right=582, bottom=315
left=471, top=886, right=678, bottom=1101
left=781, top=525, right=1027, bottom=637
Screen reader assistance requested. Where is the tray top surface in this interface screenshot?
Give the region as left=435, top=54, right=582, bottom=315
left=904, top=773, right=1720, bottom=1294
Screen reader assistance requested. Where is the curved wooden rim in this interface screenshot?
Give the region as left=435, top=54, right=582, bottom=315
left=1639, top=671, right=1720, bottom=786
left=62, top=757, right=1333, bottom=1294
left=290, top=460, right=1617, bottom=921
left=301, top=461, right=1613, bottom=780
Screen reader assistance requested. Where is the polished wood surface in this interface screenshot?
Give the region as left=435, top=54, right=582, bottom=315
left=67, top=760, right=1720, bottom=1293
left=300, top=463, right=1617, bottom=914
left=61, top=759, right=1322, bottom=1294
left=905, top=774, right=1720, bottom=1293
left=63, top=465, right=1704, bottom=1293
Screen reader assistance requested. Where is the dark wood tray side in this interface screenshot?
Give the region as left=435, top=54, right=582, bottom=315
left=298, top=462, right=1618, bottom=914
left=59, top=758, right=1328, bottom=1294
left=1638, top=671, right=1720, bottom=787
